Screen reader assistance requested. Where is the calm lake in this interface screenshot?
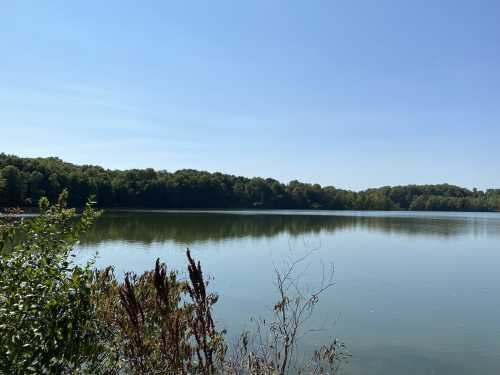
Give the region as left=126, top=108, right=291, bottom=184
left=75, top=210, right=500, bottom=374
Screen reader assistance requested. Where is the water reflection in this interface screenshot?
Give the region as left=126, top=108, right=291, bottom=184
left=75, top=210, right=500, bottom=375
left=79, top=210, right=500, bottom=246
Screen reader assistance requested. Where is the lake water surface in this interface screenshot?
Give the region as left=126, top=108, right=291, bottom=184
left=76, top=210, right=500, bottom=374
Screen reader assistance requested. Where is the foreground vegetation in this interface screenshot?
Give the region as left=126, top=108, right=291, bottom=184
left=1, top=153, right=499, bottom=211
left=0, top=193, right=348, bottom=374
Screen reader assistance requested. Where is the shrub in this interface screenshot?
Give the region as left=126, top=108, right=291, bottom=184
left=0, top=191, right=102, bottom=374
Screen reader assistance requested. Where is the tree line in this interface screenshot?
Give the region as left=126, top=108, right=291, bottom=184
left=1, top=153, right=499, bottom=211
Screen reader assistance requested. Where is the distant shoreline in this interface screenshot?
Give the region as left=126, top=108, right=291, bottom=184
left=4, top=207, right=500, bottom=214
left=1, top=153, right=499, bottom=212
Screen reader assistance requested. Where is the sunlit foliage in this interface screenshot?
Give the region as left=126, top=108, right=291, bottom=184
left=1, top=153, right=498, bottom=211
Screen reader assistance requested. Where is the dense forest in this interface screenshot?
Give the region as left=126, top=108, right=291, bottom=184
left=1, top=153, right=499, bottom=211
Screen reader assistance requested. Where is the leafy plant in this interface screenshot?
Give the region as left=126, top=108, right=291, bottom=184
left=0, top=190, right=102, bottom=374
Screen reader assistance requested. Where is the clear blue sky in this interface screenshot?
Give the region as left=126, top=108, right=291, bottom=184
left=1, top=1, right=499, bottom=190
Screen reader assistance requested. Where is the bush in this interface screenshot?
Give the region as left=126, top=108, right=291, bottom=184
left=0, top=191, right=102, bottom=374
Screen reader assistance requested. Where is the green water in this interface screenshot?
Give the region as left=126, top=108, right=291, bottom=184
left=76, top=210, right=500, bottom=374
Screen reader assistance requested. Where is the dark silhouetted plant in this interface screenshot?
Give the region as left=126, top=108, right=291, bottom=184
left=92, top=250, right=226, bottom=375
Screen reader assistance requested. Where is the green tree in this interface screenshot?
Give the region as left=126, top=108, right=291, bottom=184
left=0, top=153, right=499, bottom=212
left=27, top=170, right=45, bottom=204
left=0, top=165, right=25, bottom=206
